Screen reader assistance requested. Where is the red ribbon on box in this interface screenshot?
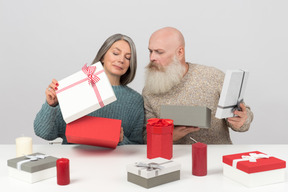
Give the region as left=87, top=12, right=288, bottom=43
left=147, top=118, right=173, bottom=126
left=82, top=64, right=100, bottom=85
left=147, top=118, right=174, bottom=134
left=56, top=64, right=104, bottom=108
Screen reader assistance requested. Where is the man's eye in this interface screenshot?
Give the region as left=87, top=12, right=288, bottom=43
left=113, top=52, right=119, bottom=55
left=156, top=50, right=163, bottom=54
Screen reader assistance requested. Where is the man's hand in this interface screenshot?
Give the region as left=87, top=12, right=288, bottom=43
left=173, top=126, right=200, bottom=141
left=227, top=103, right=248, bottom=129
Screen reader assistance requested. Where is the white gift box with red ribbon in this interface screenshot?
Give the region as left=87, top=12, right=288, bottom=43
left=222, top=151, right=286, bottom=187
left=56, top=62, right=116, bottom=124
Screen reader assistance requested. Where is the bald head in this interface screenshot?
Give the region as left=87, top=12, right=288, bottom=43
left=148, top=27, right=186, bottom=66
left=150, top=27, right=185, bottom=50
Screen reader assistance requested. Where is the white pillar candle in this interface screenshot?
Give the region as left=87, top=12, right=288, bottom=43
left=15, top=137, right=32, bottom=157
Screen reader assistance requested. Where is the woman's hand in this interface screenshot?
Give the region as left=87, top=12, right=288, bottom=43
left=45, top=79, right=59, bottom=107
left=119, top=127, right=124, bottom=142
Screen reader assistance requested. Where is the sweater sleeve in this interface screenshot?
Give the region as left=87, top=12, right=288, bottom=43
left=118, top=95, right=145, bottom=145
left=33, top=102, right=67, bottom=141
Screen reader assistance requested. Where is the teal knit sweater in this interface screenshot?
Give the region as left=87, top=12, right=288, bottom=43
left=34, top=86, right=144, bottom=145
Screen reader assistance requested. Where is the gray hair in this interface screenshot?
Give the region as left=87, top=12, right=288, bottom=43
left=92, top=34, right=137, bottom=85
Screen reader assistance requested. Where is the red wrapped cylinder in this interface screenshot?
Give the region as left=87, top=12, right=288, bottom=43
left=147, top=118, right=174, bottom=160
left=192, top=142, right=207, bottom=176
left=57, top=158, right=70, bottom=185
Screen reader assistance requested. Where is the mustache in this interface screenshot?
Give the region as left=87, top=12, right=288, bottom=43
left=146, top=62, right=165, bottom=72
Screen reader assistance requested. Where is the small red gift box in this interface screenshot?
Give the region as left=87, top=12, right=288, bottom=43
left=222, top=151, right=286, bottom=187
left=66, top=116, right=121, bottom=148
left=146, top=118, right=173, bottom=160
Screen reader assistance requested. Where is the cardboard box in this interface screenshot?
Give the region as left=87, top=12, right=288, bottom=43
left=160, top=105, right=211, bottom=128
left=7, top=153, right=57, bottom=183
left=66, top=116, right=121, bottom=148
left=146, top=118, right=173, bottom=160
left=56, top=62, right=116, bottom=123
left=223, top=151, right=286, bottom=187
left=127, top=158, right=181, bottom=188
left=215, top=70, right=249, bottom=119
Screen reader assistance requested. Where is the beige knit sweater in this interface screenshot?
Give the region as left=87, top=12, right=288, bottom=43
left=142, top=63, right=253, bottom=144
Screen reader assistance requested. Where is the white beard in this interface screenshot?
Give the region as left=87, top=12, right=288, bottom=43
left=144, top=57, right=186, bottom=94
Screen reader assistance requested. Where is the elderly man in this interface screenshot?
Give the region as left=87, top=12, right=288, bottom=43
left=142, top=27, right=253, bottom=144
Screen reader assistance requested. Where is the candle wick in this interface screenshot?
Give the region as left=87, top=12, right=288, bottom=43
left=190, top=137, right=198, bottom=143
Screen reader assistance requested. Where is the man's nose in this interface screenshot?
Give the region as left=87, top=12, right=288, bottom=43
left=150, top=52, right=156, bottom=62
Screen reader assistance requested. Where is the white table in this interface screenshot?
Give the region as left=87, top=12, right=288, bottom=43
left=1, top=144, right=288, bottom=191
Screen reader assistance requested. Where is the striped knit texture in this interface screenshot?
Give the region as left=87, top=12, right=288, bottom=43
left=142, top=63, right=253, bottom=144
left=34, top=86, right=145, bottom=145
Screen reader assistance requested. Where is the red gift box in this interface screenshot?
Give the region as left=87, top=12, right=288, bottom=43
left=223, top=151, right=286, bottom=174
left=66, top=116, right=121, bottom=148
left=146, top=118, right=173, bottom=160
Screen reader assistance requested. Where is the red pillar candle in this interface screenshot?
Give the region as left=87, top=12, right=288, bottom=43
left=192, top=142, right=207, bottom=176
left=57, top=158, right=70, bottom=185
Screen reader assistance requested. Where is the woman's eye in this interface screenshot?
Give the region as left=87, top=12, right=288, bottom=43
left=125, top=57, right=131, bottom=60
left=113, top=52, right=119, bottom=55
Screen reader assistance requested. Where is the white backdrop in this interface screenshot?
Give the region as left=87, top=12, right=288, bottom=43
left=1, top=0, right=287, bottom=144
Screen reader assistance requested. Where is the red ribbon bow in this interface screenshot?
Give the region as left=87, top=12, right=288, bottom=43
left=82, top=64, right=100, bottom=85
left=147, top=118, right=173, bottom=127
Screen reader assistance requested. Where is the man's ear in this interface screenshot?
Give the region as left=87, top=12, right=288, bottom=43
left=177, top=46, right=185, bottom=60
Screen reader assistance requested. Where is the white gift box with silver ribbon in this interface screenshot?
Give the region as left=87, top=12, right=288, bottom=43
left=215, top=69, right=249, bottom=119
left=223, top=151, right=286, bottom=187
left=126, top=157, right=181, bottom=188
left=7, top=153, right=58, bottom=183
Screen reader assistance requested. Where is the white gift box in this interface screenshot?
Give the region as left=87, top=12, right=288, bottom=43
left=215, top=69, right=249, bottom=119
left=56, top=62, right=116, bottom=123
left=223, top=151, right=286, bottom=187
left=7, top=153, right=57, bottom=183
left=126, top=157, right=181, bottom=188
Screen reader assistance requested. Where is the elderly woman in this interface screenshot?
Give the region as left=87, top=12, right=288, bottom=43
left=34, top=34, right=144, bottom=145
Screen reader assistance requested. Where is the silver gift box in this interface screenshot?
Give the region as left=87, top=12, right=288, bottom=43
left=160, top=105, right=211, bottom=128
left=7, top=153, right=58, bottom=183
left=127, top=158, right=181, bottom=188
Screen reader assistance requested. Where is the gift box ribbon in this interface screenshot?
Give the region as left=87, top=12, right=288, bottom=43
left=135, top=161, right=172, bottom=177
left=82, top=63, right=100, bottom=85
left=147, top=118, right=173, bottom=134
left=232, top=153, right=270, bottom=168
left=56, top=63, right=105, bottom=108
left=147, top=118, right=173, bottom=127
left=17, top=154, right=47, bottom=170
